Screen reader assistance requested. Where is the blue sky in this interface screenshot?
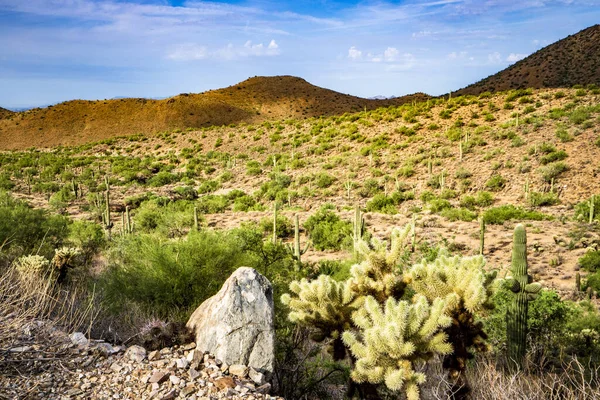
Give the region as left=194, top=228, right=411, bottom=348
left=1, top=0, right=599, bottom=109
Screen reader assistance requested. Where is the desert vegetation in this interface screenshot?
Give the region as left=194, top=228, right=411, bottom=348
left=1, top=84, right=600, bottom=399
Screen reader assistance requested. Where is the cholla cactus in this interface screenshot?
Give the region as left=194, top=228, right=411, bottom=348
left=408, top=253, right=496, bottom=314
left=408, top=253, right=497, bottom=392
left=15, top=255, right=51, bottom=280
left=281, top=275, right=356, bottom=358
left=348, top=225, right=411, bottom=302
left=342, top=295, right=453, bottom=400
left=51, top=247, right=81, bottom=283
left=282, top=223, right=497, bottom=399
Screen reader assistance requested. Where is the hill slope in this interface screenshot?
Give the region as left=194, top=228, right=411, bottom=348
left=0, top=76, right=428, bottom=150
left=0, top=107, right=14, bottom=119
left=455, top=25, right=600, bottom=96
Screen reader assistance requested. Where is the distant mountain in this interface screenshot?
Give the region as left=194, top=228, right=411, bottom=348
left=0, top=76, right=429, bottom=150
left=455, top=24, right=600, bottom=96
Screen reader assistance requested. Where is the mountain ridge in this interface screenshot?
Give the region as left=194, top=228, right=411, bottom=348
left=0, top=75, right=428, bottom=150
left=454, top=24, right=600, bottom=96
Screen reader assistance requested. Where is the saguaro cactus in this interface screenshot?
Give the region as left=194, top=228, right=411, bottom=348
left=505, top=224, right=542, bottom=369
left=353, top=205, right=365, bottom=255
left=287, top=214, right=309, bottom=270
left=104, top=176, right=113, bottom=239
left=479, top=217, right=485, bottom=255
left=272, top=202, right=278, bottom=244
left=590, top=195, right=596, bottom=224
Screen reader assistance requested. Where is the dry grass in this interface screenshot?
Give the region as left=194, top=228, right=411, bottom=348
left=0, top=266, right=100, bottom=348
left=419, top=355, right=600, bottom=400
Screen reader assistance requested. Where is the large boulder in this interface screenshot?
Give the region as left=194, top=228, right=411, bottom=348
left=186, top=267, right=275, bottom=374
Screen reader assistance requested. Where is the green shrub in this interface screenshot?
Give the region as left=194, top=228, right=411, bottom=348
left=198, top=180, right=220, bottom=194
left=555, top=127, right=573, bottom=142
left=173, top=186, right=198, bottom=200
left=528, top=191, right=559, bottom=207
left=485, top=174, right=506, bottom=191
left=101, top=231, right=251, bottom=318
left=147, top=171, right=179, bottom=187
left=0, top=191, right=69, bottom=263
left=579, top=251, right=600, bottom=272
left=233, top=195, right=260, bottom=212
left=358, top=179, right=382, bottom=198
left=196, top=195, right=229, bottom=214
left=584, top=271, right=600, bottom=292
left=539, top=162, right=569, bottom=183
left=314, top=173, right=336, bottom=189
left=482, top=205, right=551, bottom=224
left=304, top=206, right=353, bottom=251
left=539, top=150, right=568, bottom=165
left=134, top=200, right=196, bottom=237
left=260, top=215, right=294, bottom=239
left=427, top=198, right=451, bottom=213
left=366, top=194, right=397, bottom=214
left=439, top=207, right=477, bottom=222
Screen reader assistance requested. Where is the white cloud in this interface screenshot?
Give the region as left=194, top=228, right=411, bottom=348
left=448, top=51, right=468, bottom=59
left=168, top=40, right=280, bottom=61
left=167, top=44, right=208, bottom=61
left=488, top=52, right=502, bottom=64
left=506, top=53, right=528, bottom=63
left=384, top=47, right=400, bottom=62
left=348, top=46, right=362, bottom=60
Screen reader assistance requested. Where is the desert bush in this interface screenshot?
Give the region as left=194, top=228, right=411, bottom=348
left=579, top=251, right=600, bottom=272
left=147, top=171, right=179, bottom=187
left=134, top=199, right=196, bottom=237
left=460, top=191, right=495, bottom=209
left=528, top=191, right=560, bottom=207
left=197, top=179, right=220, bottom=194
left=196, top=195, right=229, bottom=214
left=0, top=191, right=69, bottom=265
left=358, top=179, right=382, bottom=198
left=539, top=150, right=568, bottom=165
left=101, top=231, right=249, bottom=318
left=304, top=206, right=353, bottom=251
left=440, top=207, right=478, bottom=222
left=485, top=174, right=506, bottom=191
left=260, top=214, right=294, bottom=239
left=314, top=173, right=336, bottom=189
left=483, top=205, right=551, bottom=224
left=539, top=161, right=569, bottom=183
left=366, top=194, right=397, bottom=214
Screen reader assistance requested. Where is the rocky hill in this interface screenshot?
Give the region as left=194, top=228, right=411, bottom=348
left=455, top=24, right=600, bottom=96
left=0, top=106, right=14, bottom=120
left=0, top=76, right=428, bottom=150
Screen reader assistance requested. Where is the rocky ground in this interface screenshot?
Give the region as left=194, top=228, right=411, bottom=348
left=0, top=320, right=281, bottom=400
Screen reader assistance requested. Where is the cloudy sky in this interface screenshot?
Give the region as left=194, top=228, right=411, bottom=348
left=1, top=0, right=599, bottom=109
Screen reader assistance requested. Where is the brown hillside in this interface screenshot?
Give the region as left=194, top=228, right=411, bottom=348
left=0, top=76, right=428, bottom=150
left=0, top=107, right=14, bottom=120
left=455, top=24, right=600, bottom=96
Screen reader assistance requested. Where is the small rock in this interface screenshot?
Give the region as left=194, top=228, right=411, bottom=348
left=228, top=364, right=248, bottom=378
left=214, top=376, right=236, bottom=390
left=189, top=368, right=200, bottom=381
left=70, top=332, right=88, bottom=347
left=161, top=389, right=177, bottom=399
left=181, top=385, right=196, bottom=396
left=125, top=345, right=147, bottom=362
left=176, top=357, right=189, bottom=369
left=148, top=371, right=169, bottom=384
left=248, top=368, right=266, bottom=386
left=169, top=375, right=180, bottom=385
left=148, top=350, right=161, bottom=361
left=181, top=342, right=196, bottom=351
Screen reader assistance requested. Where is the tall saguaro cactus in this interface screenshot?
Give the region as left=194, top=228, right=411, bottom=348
left=353, top=205, right=365, bottom=256
left=287, top=214, right=309, bottom=270
left=479, top=217, right=485, bottom=255
left=104, top=176, right=113, bottom=239
left=505, top=224, right=542, bottom=369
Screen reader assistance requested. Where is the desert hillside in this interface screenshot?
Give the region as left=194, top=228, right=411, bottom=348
left=0, top=76, right=428, bottom=150
left=0, top=106, right=14, bottom=119
left=455, top=24, right=600, bottom=96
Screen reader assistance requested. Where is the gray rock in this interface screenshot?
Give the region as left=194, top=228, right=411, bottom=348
left=125, top=345, right=147, bottom=363
left=70, top=332, right=88, bottom=346
left=186, top=267, right=275, bottom=374
left=248, top=368, right=266, bottom=385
